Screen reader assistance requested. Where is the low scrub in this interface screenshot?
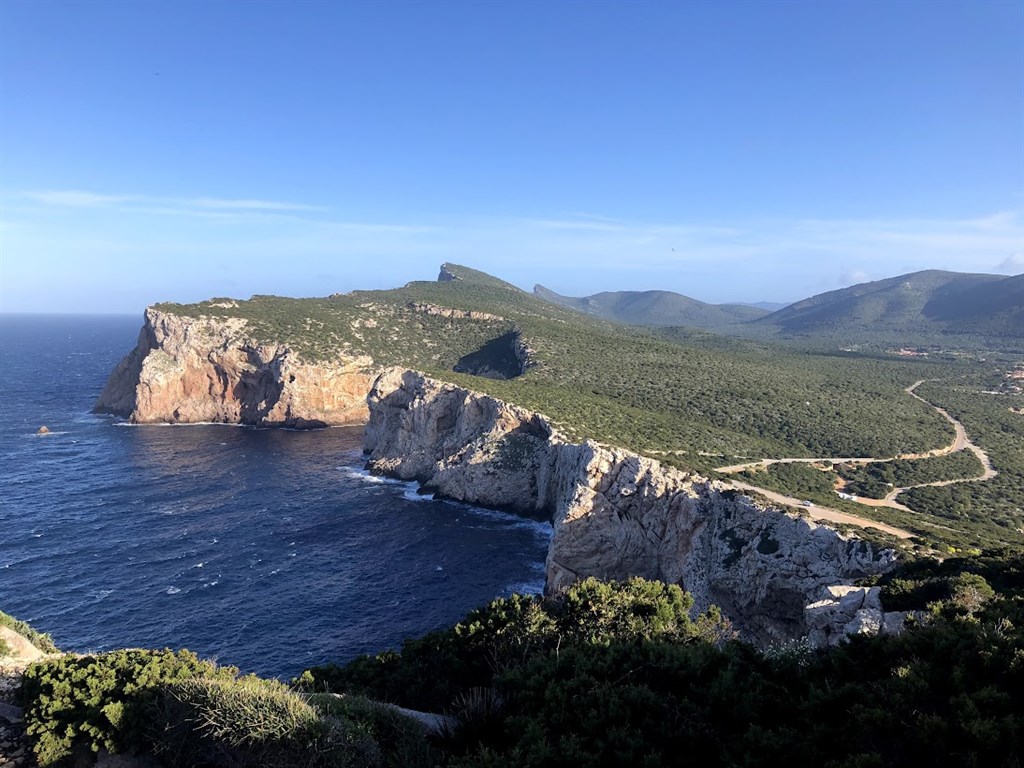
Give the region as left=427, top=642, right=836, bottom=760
left=296, top=577, right=733, bottom=712
left=19, top=648, right=230, bottom=765
left=0, top=609, right=59, bottom=654
left=153, top=676, right=381, bottom=768
left=18, top=648, right=430, bottom=767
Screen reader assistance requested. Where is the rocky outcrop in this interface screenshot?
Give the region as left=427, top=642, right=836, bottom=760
left=437, top=265, right=460, bottom=282
left=94, top=309, right=376, bottom=427
left=365, top=369, right=557, bottom=511
left=364, top=368, right=899, bottom=643
left=406, top=302, right=507, bottom=323
left=804, top=585, right=919, bottom=646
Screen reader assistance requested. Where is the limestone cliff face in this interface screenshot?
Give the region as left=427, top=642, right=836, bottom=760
left=364, top=368, right=557, bottom=512
left=95, top=308, right=376, bottom=427
left=365, top=368, right=899, bottom=643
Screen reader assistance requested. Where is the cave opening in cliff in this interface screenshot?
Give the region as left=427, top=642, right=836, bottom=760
left=453, top=331, right=526, bottom=380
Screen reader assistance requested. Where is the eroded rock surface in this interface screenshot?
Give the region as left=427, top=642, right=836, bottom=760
left=364, top=368, right=899, bottom=643
left=804, top=585, right=918, bottom=646
left=94, top=308, right=376, bottom=427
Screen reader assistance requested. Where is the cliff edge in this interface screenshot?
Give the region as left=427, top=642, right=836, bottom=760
left=94, top=308, right=376, bottom=427
left=365, top=368, right=905, bottom=644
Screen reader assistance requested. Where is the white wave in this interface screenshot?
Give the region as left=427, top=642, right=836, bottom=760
left=402, top=488, right=436, bottom=502
left=502, top=580, right=545, bottom=597
left=114, top=421, right=245, bottom=428
left=165, top=586, right=182, bottom=595
left=343, top=466, right=441, bottom=503
left=190, top=562, right=205, bottom=569
left=455, top=504, right=553, bottom=540
left=342, top=467, right=392, bottom=484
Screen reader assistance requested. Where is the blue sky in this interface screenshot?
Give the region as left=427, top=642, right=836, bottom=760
left=1, top=0, right=1021, bottom=313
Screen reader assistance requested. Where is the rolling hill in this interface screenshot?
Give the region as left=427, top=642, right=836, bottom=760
left=755, top=270, right=1023, bottom=340
left=532, top=284, right=769, bottom=329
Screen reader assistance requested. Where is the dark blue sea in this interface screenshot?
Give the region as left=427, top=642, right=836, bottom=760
left=0, top=315, right=550, bottom=678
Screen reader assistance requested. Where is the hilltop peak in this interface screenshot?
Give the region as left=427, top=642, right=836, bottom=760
left=435, top=263, right=523, bottom=291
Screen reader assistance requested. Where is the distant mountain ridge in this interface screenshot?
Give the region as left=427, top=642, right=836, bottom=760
left=756, top=270, right=1023, bottom=339
left=533, top=269, right=1021, bottom=342
left=532, top=284, right=769, bottom=329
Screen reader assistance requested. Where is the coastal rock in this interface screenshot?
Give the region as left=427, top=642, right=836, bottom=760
left=802, top=585, right=908, bottom=646
left=364, top=368, right=898, bottom=643
left=94, top=308, right=376, bottom=427
left=365, top=368, right=555, bottom=513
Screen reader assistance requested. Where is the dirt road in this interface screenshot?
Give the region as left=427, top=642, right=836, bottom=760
left=715, top=379, right=997, bottom=538
left=726, top=480, right=915, bottom=539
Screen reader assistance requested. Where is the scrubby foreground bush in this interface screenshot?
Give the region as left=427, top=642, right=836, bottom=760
left=298, top=572, right=1023, bottom=768
left=297, top=577, right=732, bottom=713
left=14, top=571, right=1024, bottom=767
left=17, top=648, right=431, bottom=767
left=19, top=649, right=224, bottom=764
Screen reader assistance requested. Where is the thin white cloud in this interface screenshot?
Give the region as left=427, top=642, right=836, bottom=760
left=21, top=189, right=326, bottom=216
left=6, top=191, right=1023, bottom=308
left=26, top=189, right=137, bottom=207
left=188, top=197, right=326, bottom=212
left=525, top=218, right=625, bottom=232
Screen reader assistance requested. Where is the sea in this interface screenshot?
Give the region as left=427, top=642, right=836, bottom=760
left=0, top=314, right=550, bottom=679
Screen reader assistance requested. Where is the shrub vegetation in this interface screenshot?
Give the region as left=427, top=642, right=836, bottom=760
left=153, top=264, right=1023, bottom=548
left=0, top=609, right=59, bottom=654
left=295, top=570, right=1023, bottom=767
left=16, top=648, right=431, bottom=768
left=12, top=566, right=1023, bottom=767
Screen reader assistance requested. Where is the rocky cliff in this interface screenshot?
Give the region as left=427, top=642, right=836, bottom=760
left=95, top=308, right=376, bottom=427
left=365, top=368, right=903, bottom=643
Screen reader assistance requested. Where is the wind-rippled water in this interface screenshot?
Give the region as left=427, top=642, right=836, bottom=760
left=0, top=315, right=550, bottom=678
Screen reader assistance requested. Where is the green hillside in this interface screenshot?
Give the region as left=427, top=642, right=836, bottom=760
left=533, top=284, right=769, bottom=328
left=753, top=270, right=1022, bottom=342
left=156, top=264, right=1023, bottom=549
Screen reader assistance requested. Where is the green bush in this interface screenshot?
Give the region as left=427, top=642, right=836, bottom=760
left=19, top=648, right=230, bottom=766
left=872, top=549, right=1024, bottom=613
left=296, top=578, right=732, bottom=712
left=0, top=609, right=59, bottom=654
left=462, top=609, right=1024, bottom=768
left=308, top=694, right=435, bottom=768
left=152, top=676, right=379, bottom=768
left=19, top=648, right=433, bottom=768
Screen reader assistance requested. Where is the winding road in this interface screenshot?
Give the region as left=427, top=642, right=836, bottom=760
left=714, top=380, right=997, bottom=540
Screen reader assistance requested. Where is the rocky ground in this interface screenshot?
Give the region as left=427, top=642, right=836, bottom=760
left=0, top=662, right=32, bottom=767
